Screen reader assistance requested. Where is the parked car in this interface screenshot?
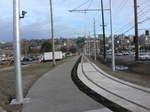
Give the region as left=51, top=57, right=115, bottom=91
left=23, top=57, right=33, bottom=61
left=2, top=57, right=11, bottom=61
left=65, top=52, right=72, bottom=56
left=116, top=52, right=122, bottom=56
left=139, top=53, right=150, bottom=60
left=122, top=51, right=129, bottom=55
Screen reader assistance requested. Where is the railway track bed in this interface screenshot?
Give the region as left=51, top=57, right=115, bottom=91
left=77, top=55, right=150, bottom=112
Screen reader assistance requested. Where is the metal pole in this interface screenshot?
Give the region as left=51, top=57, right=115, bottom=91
left=50, top=0, right=55, bottom=66
left=134, top=0, right=139, bottom=61
left=13, top=0, right=23, bottom=101
left=101, top=0, right=106, bottom=63
left=84, top=13, right=87, bottom=55
left=94, top=18, right=96, bottom=61
left=110, top=0, right=115, bottom=71
left=89, top=32, right=91, bottom=57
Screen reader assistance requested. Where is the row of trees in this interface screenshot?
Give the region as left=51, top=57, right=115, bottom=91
left=27, top=41, right=78, bottom=55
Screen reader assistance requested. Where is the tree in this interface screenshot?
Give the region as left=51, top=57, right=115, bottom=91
left=40, top=41, right=52, bottom=52
left=28, top=46, right=33, bottom=53
left=61, top=46, right=67, bottom=52
left=21, top=38, right=28, bottom=55
left=69, top=45, right=77, bottom=53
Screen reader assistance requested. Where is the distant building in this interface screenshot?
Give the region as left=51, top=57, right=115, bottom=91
left=1, top=40, right=7, bottom=44
left=0, top=50, right=14, bottom=57
left=84, top=38, right=100, bottom=55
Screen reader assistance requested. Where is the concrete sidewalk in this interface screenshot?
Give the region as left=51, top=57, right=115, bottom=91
left=78, top=55, right=150, bottom=112
left=21, top=56, right=111, bottom=112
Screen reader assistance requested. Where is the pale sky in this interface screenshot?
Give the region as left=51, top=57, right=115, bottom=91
left=0, top=0, right=150, bottom=42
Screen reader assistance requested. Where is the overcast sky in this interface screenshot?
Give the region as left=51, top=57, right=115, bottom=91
left=0, top=0, right=150, bottom=42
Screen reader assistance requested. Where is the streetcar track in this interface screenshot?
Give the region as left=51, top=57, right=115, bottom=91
left=84, top=55, right=150, bottom=94
left=81, top=55, right=150, bottom=111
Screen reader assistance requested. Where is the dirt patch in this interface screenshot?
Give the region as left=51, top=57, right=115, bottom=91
left=89, top=55, right=150, bottom=88
left=0, top=57, right=72, bottom=112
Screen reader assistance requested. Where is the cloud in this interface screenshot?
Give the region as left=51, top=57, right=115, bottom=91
left=1, top=0, right=150, bottom=42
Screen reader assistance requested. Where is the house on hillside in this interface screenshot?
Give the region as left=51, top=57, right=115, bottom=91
left=0, top=50, right=14, bottom=57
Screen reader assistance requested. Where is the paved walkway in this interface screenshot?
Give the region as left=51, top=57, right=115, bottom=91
left=21, top=56, right=111, bottom=112
left=78, top=55, right=150, bottom=112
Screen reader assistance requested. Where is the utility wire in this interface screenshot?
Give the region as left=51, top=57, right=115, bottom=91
left=123, top=16, right=150, bottom=34
left=115, top=5, right=150, bottom=34
left=114, top=11, right=134, bottom=31
left=140, top=0, right=150, bottom=6
left=72, top=0, right=91, bottom=11
left=138, top=6, right=150, bottom=21
left=113, top=0, right=129, bottom=19
left=53, top=0, right=66, bottom=9
left=85, top=0, right=93, bottom=13
left=112, top=0, right=117, bottom=6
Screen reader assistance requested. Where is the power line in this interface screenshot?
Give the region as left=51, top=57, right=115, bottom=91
left=140, top=0, right=150, bottom=6
left=123, top=16, right=150, bottom=34
left=138, top=6, right=150, bottom=21
left=72, top=0, right=91, bottom=11
left=114, top=11, right=133, bottom=31
left=115, top=5, right=150, bottom=34
left=53, top=0, right=66, bottom=9
left=113, top=0, right=129, bottom=19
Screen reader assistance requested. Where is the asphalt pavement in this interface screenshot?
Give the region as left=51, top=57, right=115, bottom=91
left=21, top=56, right=111, bottom=112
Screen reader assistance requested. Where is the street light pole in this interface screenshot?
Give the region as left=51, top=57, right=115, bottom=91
left=50, top=0, right=55, bottom=66
left=13, top=0, right=23, bottom=102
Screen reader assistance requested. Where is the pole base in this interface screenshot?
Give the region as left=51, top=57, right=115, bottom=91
left=10, top=98, right=30, bottom=105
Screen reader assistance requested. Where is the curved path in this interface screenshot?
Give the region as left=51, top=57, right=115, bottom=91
left=77, top=55, right=150, bottom=112
left=22, top=56, right=111, bottom=112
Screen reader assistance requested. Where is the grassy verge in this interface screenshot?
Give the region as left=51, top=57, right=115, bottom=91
left=0, top=57, right=72, bottom=112
left=89, top=55, right=150, bottom=88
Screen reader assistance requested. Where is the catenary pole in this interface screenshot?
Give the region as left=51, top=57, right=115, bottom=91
left=50, top=0, right=55, bottom=66
left=84, top=13, right=87, bottom=55
left=94, top=18, right=96, bottom=61
left=89, top=31, right=91, bottom=57
left=110, top=0, right=115, bottom=71
left=13, top=0, right=23, bottom=101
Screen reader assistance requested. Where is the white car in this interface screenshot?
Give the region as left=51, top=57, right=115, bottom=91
left=116, top=52, right=122, bottom=56
left=139, top=54, right=150, bottom=60
left=122, top=51, right=129, bottom=55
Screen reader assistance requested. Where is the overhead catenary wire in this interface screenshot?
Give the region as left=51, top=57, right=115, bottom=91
left=85, top=0, right=93, bottom=14
left=20, top=0, right=150, bottom=39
